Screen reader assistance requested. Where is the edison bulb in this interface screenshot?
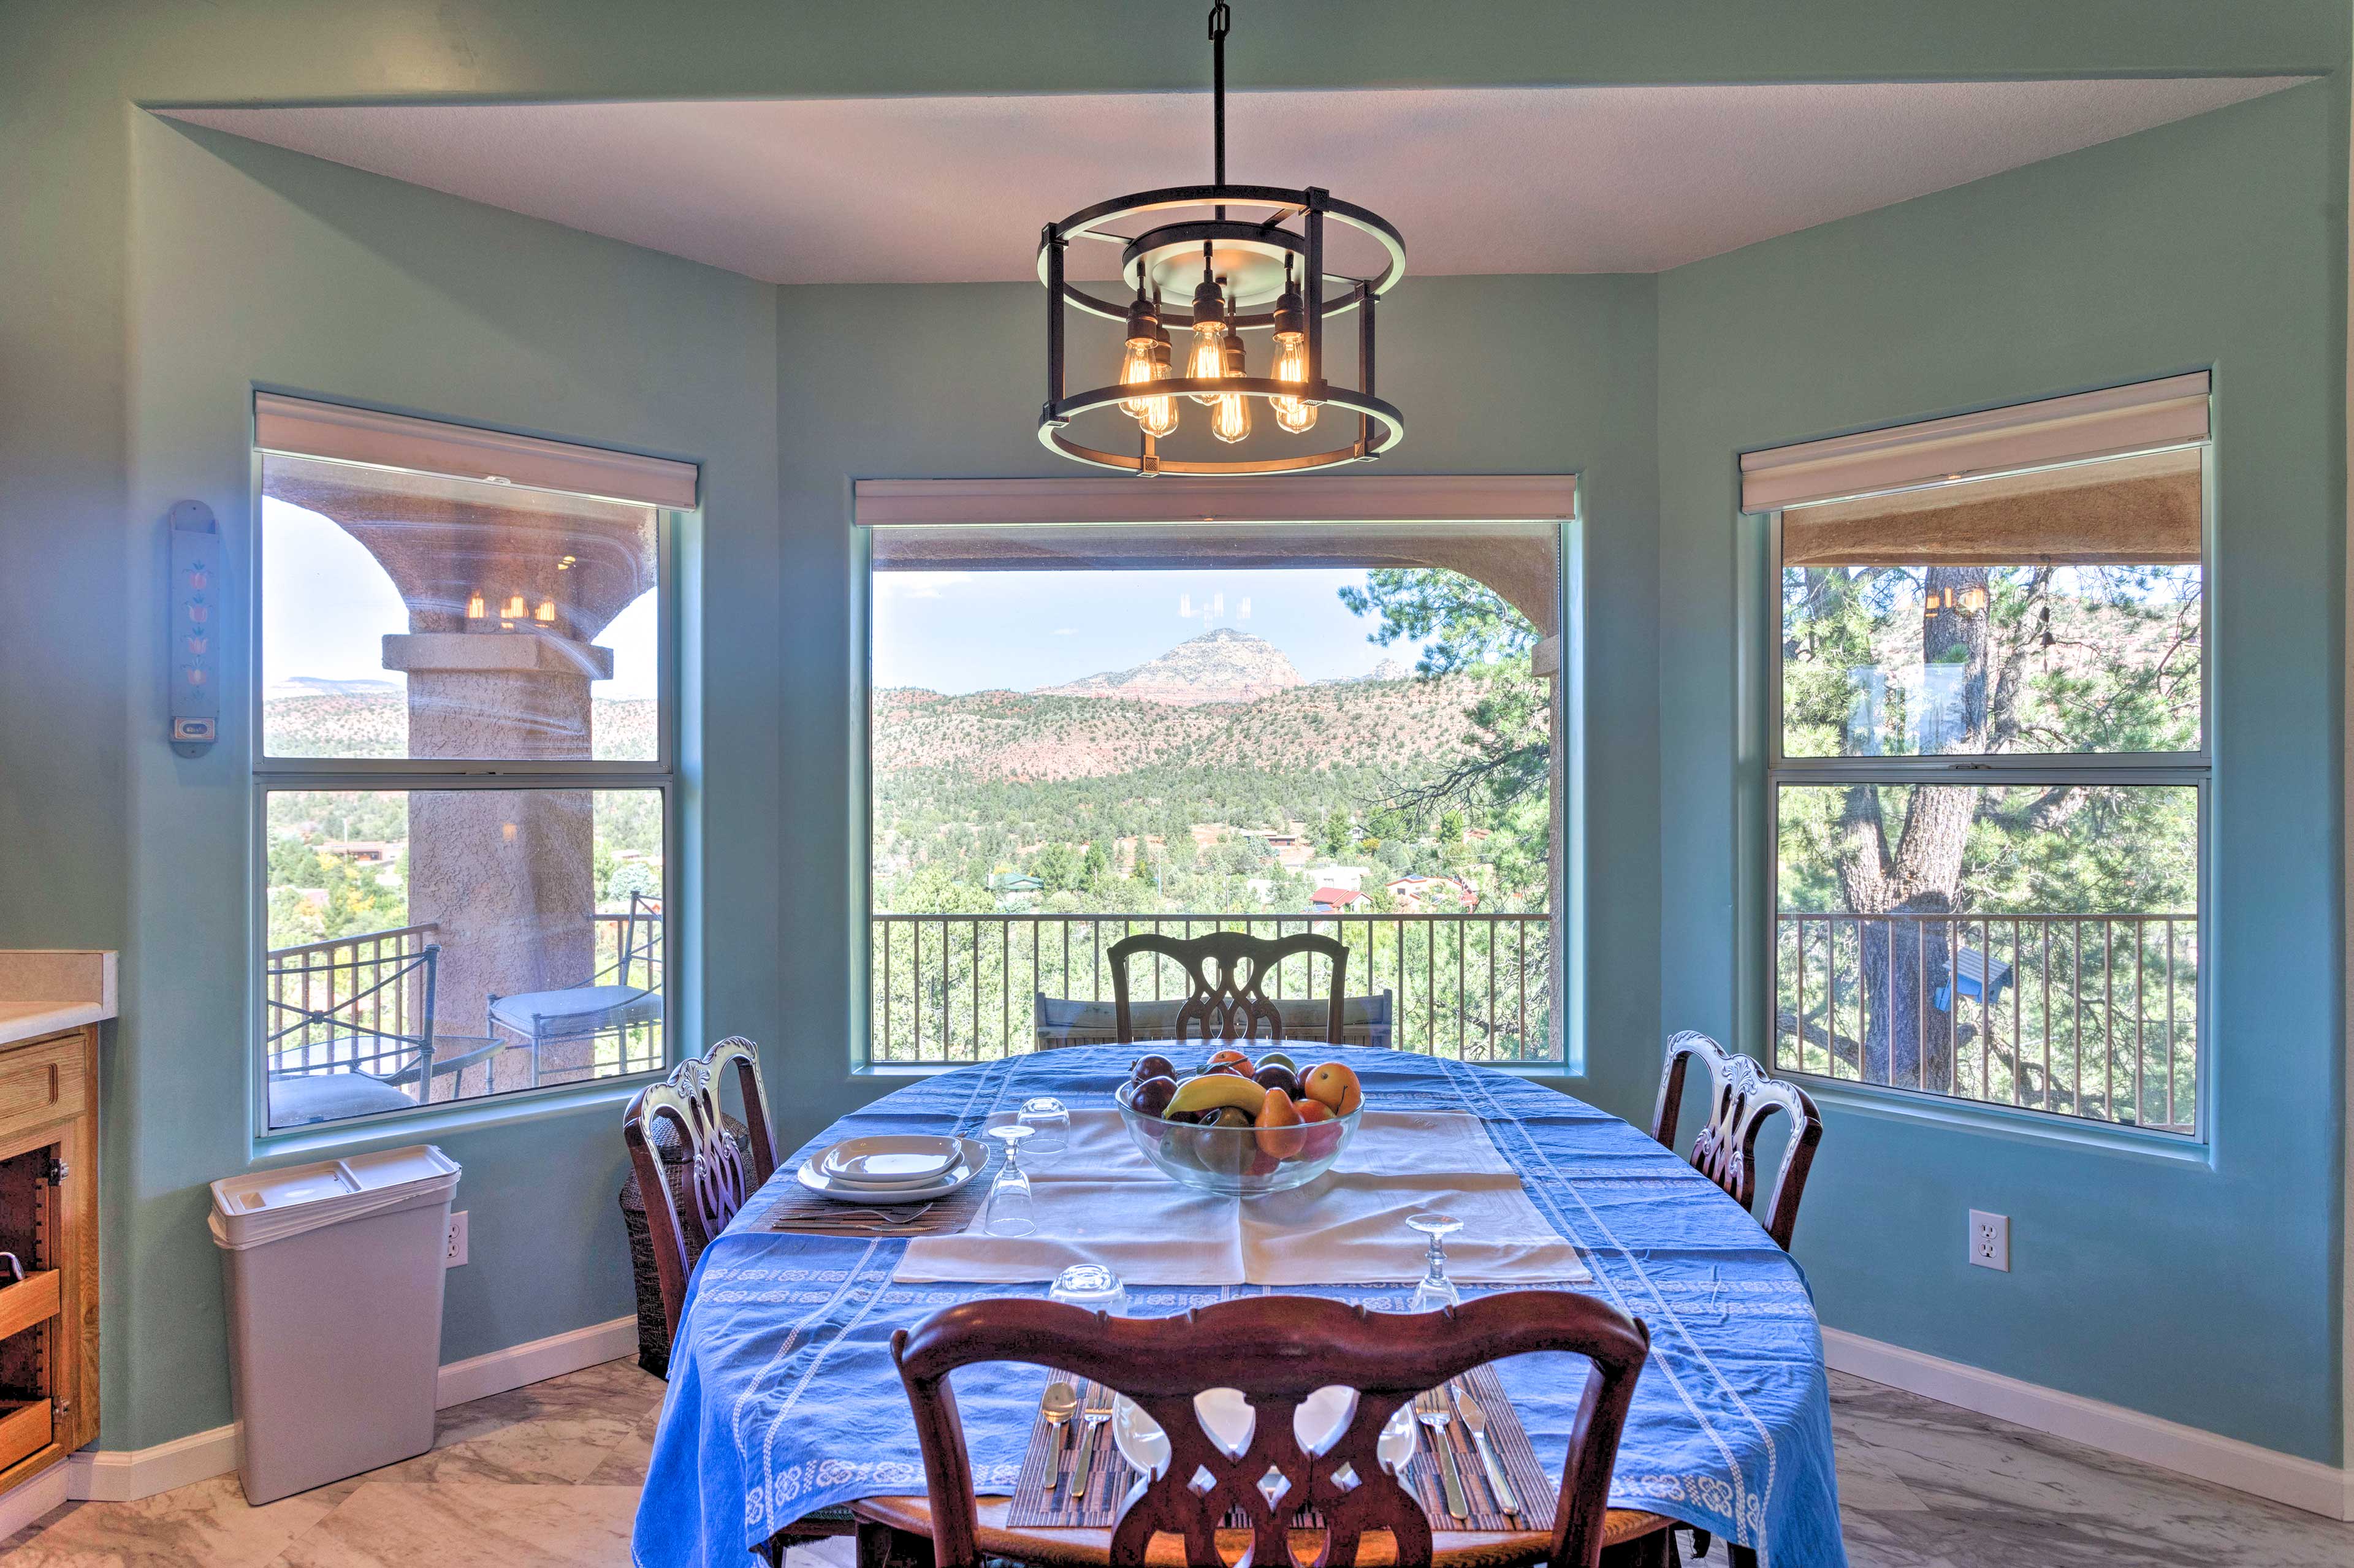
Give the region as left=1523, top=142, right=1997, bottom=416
left=1186, top=319, right=1228, bottom=404
left=1117, top=333, right=1162, bottom=422
left=1140, top=329, right=1179, bottom=438
left=1271, top=329, right=1316, bottom=433
left=1212, top=332, right=1251, bottom=444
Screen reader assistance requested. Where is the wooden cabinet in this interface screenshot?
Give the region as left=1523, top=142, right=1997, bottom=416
left=0, top=1024, right=99, bottom=1497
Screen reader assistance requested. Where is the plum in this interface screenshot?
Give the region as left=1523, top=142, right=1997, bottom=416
left=1129, top=1075, right=1178, bottom=1118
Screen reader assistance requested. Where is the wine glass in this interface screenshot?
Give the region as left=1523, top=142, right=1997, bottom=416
left=984, top=1124, right=1037, bottom=1237
left=1018, top=1095, right=1071, bottom=1158
left=1406, top=1211, right=1464, bottom=1314
left=1048, top=1262, right=1128, bottom=1317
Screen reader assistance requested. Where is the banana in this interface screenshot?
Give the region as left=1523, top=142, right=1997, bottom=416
left=1164, top=1073, right=1271, bottom=1119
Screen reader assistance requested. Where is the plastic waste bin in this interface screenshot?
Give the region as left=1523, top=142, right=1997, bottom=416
left=208, top=1144, right=461, bottom=1503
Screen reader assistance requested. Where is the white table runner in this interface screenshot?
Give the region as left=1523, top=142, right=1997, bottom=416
left=894, top=1107, right=1590, bottom=1286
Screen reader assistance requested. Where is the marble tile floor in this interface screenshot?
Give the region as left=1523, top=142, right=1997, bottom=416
left=1, top=1360, right=2348, bottom=1566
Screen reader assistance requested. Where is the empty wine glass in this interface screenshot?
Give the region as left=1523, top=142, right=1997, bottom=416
left=1018, top=1095, right=1071, bottom=1157
left=984, top=1123, right=1037, bottom=1237
left=1406, top=1211, right=1464, bottom=1313
left=1048, top=1262, right=1128, bottom=1317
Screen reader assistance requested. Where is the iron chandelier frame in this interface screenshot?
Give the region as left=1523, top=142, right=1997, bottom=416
left=1034, top=2, right=1406, bottom=476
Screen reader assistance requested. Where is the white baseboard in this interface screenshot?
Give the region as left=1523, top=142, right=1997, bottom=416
left=62, top=1315, right=638, bottom=1505
left=1823, top=1326, right=2354, bottom=1520
left=0, top=1463, right=69, bottom=1536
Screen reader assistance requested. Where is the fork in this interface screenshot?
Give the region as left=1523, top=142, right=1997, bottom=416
left=1414, top=1389, right=1470, bottom=1520
left=1067, top=1385, right=1116, bottom=1511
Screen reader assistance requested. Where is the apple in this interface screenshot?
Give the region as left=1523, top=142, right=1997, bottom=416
left=1252, top=1063, right=1301, bottom=1099
left=1301, top=1061, right=1363, bottom=1117
left=1129, top=1075, right=1178, bottom=1118
left=1132, top=1053, right=1176, bottom=1083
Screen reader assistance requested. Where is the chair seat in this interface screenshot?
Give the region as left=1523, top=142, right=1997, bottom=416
left=849, top=1493, right=1674, bottom=1567
left=266, top=1070, right=416, bottom=1127
left=490, top=985, right=661, bottom=1030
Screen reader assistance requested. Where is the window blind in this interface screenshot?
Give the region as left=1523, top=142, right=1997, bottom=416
left=1740, top=371, right=2209, bottom=515
left=253, top=393, right=698, bottom=509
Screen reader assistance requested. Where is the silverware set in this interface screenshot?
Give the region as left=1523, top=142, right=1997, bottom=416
left=1412, top=1379, right=1520, bottom=1523
left=1039, top=1377, right=1116, bottom=1510
left=768, top=1200, right=961, bottom=1235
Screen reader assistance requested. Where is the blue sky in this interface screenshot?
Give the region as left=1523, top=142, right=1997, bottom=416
left=872, top=567, right=1428, bottom=693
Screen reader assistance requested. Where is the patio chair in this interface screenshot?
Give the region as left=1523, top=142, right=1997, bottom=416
left=262, top=940, right=443, bottom=1128
left=487, top=892, right=663, bottom=1079
left=1035, top=987, right=1395, bottom=1049
left=874, top=1291, right=1651, bottom=1568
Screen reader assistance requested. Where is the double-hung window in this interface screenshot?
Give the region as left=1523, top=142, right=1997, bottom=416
left=1754, top=374, right=2209, bottom=1135
left=252, top=395, right=695, bottom=1131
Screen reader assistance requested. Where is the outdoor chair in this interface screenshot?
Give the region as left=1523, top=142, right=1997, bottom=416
left=262, top=939, right=442, bottom=1128
left=487, top=891, right=663, bottom=1079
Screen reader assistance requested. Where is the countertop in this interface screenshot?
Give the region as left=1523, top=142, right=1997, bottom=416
left=0, top=950, right=118, bottom=1048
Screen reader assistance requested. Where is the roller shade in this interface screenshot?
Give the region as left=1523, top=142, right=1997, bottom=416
left=254, top=393, right=698, bottom=509
left=1782, top=446, right=2202, bottom=567
left=1741, top=372, right=2209, bottom=515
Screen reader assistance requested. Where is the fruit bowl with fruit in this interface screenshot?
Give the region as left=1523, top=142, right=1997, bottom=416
left=1113, top=1049, right=1364, bottom=1196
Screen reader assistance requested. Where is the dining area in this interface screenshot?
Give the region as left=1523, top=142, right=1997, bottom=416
left=625, top=935, right=1841, bottom=1567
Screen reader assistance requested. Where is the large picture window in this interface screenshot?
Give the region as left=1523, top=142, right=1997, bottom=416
left=1758, top=376, right=2209, bottom=1135
left=861, top=511, right=1568, bottom=1065
left=253, top=397, right=690, bottom=1130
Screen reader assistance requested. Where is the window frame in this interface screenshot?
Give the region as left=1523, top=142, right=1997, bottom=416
left=1759, top=441, right=2214, bottom=1142
left=848, top=475, right=1583, bottom=1076
left=248, top=416, right=686, bottom=1140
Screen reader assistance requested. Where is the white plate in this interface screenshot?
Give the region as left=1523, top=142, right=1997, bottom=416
left=820, top=1135, right=964, bottom=1185
left=795, top=1138, right=987, bottom=1203
left=1111, top=1386, right=1417, bottom=1480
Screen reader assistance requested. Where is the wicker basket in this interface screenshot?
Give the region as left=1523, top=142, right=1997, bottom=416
left=617, top=1112, right=748, bottom=1378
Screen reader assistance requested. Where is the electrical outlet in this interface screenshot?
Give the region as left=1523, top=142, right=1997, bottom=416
left=1968, top=1209, right=2009, bottom=1271
left=444, top=1211, right=468, bottom=1268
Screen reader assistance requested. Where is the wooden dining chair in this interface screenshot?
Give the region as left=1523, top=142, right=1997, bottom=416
left=622, top=1035, right=779, bottom=1341
left=883, top=1291, right=1650, bottom=1568
left=1108, top=929, right=1347, bottom=1046
left=1648, top=1030, right=1823, bottom=1252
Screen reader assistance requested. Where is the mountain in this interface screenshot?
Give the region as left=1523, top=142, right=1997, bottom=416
left=1038, top=628, right=1303, bottom=706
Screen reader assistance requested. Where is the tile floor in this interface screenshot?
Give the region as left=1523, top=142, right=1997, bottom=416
left=1, top=1361, right=2348, bottom=1566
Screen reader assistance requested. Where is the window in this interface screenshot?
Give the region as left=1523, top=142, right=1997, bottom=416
left=860, top=509, right=1567, bottom=1066
left=254, top=395, right=692, bottom=1130
left=1756, top=375, right=2209, bottom=1134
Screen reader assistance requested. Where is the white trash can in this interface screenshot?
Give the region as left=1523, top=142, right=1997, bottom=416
left=208, top=1145, right=461, bottom=1504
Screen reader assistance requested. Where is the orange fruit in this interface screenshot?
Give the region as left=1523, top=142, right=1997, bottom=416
left=1301, top=1061, right=1362, bottom=1117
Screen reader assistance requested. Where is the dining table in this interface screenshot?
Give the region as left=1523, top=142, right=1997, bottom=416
left=631, top=1045, right=1848, bottom=1568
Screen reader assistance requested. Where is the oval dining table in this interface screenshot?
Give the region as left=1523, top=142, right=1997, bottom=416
left=631, top=1045, right=1848, bottom=1568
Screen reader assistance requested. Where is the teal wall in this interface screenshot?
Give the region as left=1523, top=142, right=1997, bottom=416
left=1658, top=80, right=2347, bottom=1461
left=0, top=0, right=2342, bottom=1469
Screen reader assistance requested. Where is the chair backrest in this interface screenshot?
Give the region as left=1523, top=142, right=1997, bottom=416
left=1107, top=931, right=1347, bottom=1046
left=1648, top=1030, right=1823, bottom=1250
left=1035, top=989, right=1394, bottom=1051
left=262, top=940, right=439, bottom=1082
left=616, top=892, right=664, bottom=992
left=622, top=1035, right=779, bottom=1338
left=892, top=1292, right=1648, bottom=1568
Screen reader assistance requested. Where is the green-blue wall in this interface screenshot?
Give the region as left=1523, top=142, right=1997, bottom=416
left=0, top=0, right=2343, bottom=1470
left=1657, top=78, right=2348, bottom=1462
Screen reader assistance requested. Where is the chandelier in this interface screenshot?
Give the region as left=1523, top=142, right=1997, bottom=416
left=1035, top=1, right=1406, bottom=476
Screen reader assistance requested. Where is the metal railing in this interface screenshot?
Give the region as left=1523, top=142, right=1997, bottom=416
left=1775, top=911, right=2198, bottom=1133
left=263, top=923, right=440, bottom=1081
left=870, top=912, right=1555, bottom=1065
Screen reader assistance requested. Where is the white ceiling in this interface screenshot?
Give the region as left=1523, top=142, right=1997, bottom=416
left=169, top=77, right=2299, bottom=283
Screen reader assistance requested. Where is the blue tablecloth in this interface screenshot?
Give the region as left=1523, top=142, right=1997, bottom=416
left=634, top=1047, right=1846, bottom=1567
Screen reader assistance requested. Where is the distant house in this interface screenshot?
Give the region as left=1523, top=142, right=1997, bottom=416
left=987, top=872, right=1045, bottom=894
left=1306, top=864, right=1369, bottom=892
left=1385, top=873, right=1477, bottom=911
left=319, top=839, right=396, bottom=865
left=1310, top=886, right=1368, bottom=913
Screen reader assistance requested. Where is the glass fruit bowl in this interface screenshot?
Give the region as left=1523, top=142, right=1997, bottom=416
left=1113, top=1075, right=1362, bottom=1196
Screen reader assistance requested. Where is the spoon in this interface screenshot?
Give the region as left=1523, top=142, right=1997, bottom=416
left=1040, top=1380, right=1080, bottom=1499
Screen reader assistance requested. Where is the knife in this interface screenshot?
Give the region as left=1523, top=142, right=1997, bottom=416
left=1452, top=1380, right=1519, bottom=1518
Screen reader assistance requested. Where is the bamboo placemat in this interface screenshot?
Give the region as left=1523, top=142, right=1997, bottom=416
left=1004, top=1363, right=1552, bottom=1532
left=762, top=1166, right=991, bottom=1236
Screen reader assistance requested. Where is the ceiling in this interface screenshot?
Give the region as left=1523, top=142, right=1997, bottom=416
left=169, top=77, right=2300, bottom=284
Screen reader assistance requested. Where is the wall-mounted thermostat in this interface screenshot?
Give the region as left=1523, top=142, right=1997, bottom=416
left=169, top=500, right=220, bottom=756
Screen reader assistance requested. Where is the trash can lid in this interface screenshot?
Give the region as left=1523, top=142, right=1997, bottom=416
left=210, top=1144, right=460, bottom=1250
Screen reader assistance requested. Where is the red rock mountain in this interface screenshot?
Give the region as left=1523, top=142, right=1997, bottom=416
left=1037, top=628, right=1305, bottom=706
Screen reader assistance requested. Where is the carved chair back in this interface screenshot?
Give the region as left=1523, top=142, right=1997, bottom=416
left=623, top=1035, right=780, bottom=1339
left=1648, top=1030, right=1823, bottom=1250
left=1108, top=930, right=1347, bottom=1047
left=893, top=1292, right=1648, bottom=1568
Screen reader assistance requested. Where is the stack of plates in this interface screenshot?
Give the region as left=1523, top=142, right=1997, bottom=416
left=796, top=1134, right=986, bottom=1203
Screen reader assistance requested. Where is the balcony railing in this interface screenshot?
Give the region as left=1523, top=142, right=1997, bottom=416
left=870, top=912, right=1555, bottom=1066
left=1775, top=911, right=2198, bottom=1133
left=263, top=922, right=440, bottom=1081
